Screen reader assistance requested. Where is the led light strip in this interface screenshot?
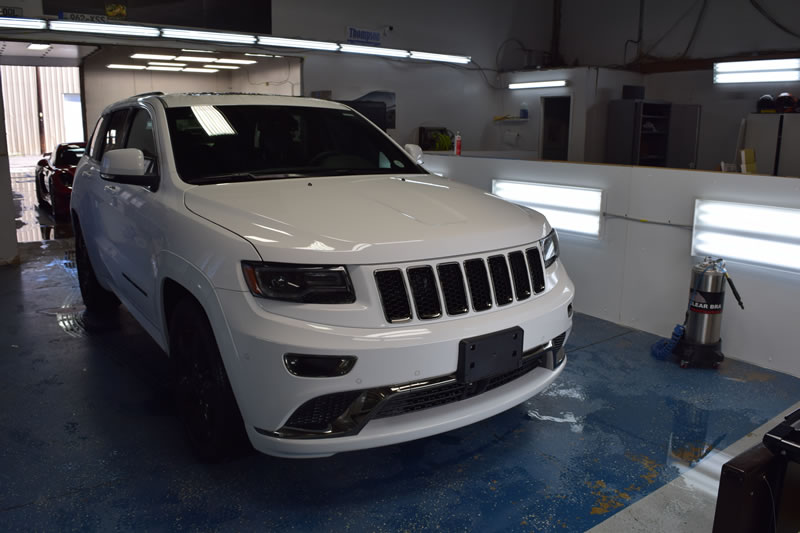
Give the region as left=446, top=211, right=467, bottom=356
left=0, top=16, right=472, bottom=65
left=713, top=58, right=800, bottom=84
left=508, top=80, right=568, bottom=89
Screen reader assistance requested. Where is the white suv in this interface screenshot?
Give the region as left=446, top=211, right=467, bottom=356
left=71, top=93, right=574, bottom=460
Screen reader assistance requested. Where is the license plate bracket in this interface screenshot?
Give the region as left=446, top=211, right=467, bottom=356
left=457, top=326, right=524, bottom=383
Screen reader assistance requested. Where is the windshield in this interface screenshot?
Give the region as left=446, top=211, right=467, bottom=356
left=55, top=144, right=85, bottom=167
left=165, top=104, right=425, bottom=184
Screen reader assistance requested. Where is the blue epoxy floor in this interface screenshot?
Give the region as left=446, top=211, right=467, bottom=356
left=2, top=243, right=800, bottom=532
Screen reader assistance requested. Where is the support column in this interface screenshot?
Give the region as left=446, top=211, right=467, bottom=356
left=0, top=69, right=19, bottom=265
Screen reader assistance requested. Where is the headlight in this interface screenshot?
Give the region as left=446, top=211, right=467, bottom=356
left=539, top=229, right=560, bottom=268
left=241, top=262, right=356, bottom=304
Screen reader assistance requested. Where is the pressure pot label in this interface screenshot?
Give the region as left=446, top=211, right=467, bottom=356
left=689, top=290, right=725, bottom=314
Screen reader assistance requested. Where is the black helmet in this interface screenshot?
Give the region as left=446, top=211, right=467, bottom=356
left=757, top=94, right=776, bottom=113
left=776, top=92, right=796, bottom=113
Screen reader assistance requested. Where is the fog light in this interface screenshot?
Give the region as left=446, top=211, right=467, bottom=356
left=284, top=354, right=357, bottom=377
left=555, top=348, right=566, bottom=367
left=567, top=303, right=573, bottom=318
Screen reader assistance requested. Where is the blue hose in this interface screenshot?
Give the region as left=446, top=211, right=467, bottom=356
left=651, top=324, right=685, bottom=360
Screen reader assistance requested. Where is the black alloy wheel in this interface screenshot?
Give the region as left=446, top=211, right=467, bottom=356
left=171, top=298, right=247, bottom=462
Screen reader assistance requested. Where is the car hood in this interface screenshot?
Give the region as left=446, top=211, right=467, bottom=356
left=184, top=174, right=551, bottom=264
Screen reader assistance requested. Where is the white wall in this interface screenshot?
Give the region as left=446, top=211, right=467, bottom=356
left=423, top=154, right=800, bottom=378
left=500, top=67, right=644, bottom=162
left=229, top=57, right=302, bottom=96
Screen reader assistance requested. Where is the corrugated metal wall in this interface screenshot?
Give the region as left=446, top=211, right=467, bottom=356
left=1, top=66, right=81, bottom=157
left=1, top=66, right=39, bottom=156
left=39, top=67, right=81, bottom=151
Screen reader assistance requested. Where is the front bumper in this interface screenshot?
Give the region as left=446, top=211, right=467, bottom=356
left=216, top=265, right=573, bottom=458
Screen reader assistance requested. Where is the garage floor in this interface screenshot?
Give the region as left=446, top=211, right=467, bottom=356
left=2, top=241, right=800, bottom=532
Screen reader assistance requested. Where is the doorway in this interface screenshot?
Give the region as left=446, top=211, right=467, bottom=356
left=540, top=96, right=571, bottom=161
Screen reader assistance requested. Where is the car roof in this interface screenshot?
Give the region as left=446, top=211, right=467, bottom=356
left=107, top=92, right=350, bottom=112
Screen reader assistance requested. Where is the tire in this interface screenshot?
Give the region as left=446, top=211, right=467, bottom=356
left=171, top=297, right=247, bottom=462
left=35, top=170, right=47, bottom=207
left=50, top=177, right=64, bottom=220
left=74, top=221, right=120, bottom=312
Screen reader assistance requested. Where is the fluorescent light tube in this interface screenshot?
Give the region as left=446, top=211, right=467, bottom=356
left=27, top=43, right=51, bottom=50
left=692, top=199, right=800, bottom=271
left=149, top=61, right=186, bottom=67
left=175, top=55, right=218, bottom=63
left=131, top=53, right=176, bottom=60
left=183, top=68, right=217, bottom=73
left=258, top=36, right=340, bottom=51
left=107, top=64, right=147, bottom=70
left=207, top=64, right=239, bottom=69
left=492, top=179, right=603, bottom=236
left=146, top=66, right=183, bottom=71
left=0, top=17, right=47, bottom=30
left=49, top=20, right=160, bottom=37
left=340, top=44, right=409, bottom=58
left=714, top=58, right=800, bottom=73
left=245, top=53, right=273, bottom=57
left=509, top=80, right=568, bottom=89
left=162, top=28, right=255, bottom=44
left=191, top=105, right=235, bottom=135
left=214, top=58, right=256, bottom=64
left=714, top=71, right=800, bottom=84
left=409, top=51, right=471, bottom=64
left=181, top=48, right=215, bottom=53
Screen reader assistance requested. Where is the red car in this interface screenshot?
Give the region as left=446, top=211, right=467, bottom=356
left=35, top=142, right=86, bottom=219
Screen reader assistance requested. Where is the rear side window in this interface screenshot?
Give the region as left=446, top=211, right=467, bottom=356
left=99, top=109, right=129, bottom=159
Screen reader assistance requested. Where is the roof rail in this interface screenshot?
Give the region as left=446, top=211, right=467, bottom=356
left=131, top=91, right=165, bottom=98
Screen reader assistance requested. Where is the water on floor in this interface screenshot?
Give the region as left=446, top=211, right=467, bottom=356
left=1, top=245, right=799, bottom=532
left=9, top=155, right=74, bottom=243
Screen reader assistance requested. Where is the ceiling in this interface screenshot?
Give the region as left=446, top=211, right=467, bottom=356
left=0, top=41, right=97, bottom=66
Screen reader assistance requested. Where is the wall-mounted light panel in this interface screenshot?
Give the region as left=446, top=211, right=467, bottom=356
left=692, top=199, right=800, bottom=272
left=258, top=36, right=340, bottom=51
left=713, top=58, right=800, bottom=84
left=492, top=179, right=604, bottom=236
left=162, top=28, right=255, bottom=44
left=340, top=43, right=409, bottom=58
left=508, top=80, right=568, bottom=90
left=409, top=51, right=471, bottom=64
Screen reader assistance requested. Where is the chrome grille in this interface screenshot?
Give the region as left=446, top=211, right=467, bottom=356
left=374, top=245, right=549, bottom=323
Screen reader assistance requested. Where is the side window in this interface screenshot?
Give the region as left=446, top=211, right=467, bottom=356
left=99, top=109, right=129, bottom=159
left=125, top=109, right=158, bottom=175
left=88, top=115, right=106, bottom=160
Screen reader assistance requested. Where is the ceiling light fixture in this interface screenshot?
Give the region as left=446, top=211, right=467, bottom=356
left=107, top=64, right=147, bottom=70
left=27, top=43, right=51, bottom=50
left=0, top=17, right=47, bottom=30
left=340, top=43, right=409, bottom=58
left=258, top=35, right=340, bottom=51
left=147, top=66, right=183, bottom=71
left=49, top=20, right=161, bottom=37
left=175, top=55, right=218, bottom=62
left=131, top=53, right=176, bottom=60
left=214, top=58, right=256, bottom=64
left=183, top=67, right=218, bottom=73
left=181, top=48, right=215, bottom=53
left=148, top=61, right=186, bottom=67
left=713, top=58, right=800, bottom=84
left=207, top=64, right=239, bottom=69
left=409, top=51, right=471, bottom=64
left=245, top=53, right=273, bottom=58
left=508, top=80, right=568, bottom=89
left=162, top=27, right=255, bottom=44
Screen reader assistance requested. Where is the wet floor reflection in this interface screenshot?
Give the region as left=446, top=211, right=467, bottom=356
left=10, top=163, right=74, bottom=243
